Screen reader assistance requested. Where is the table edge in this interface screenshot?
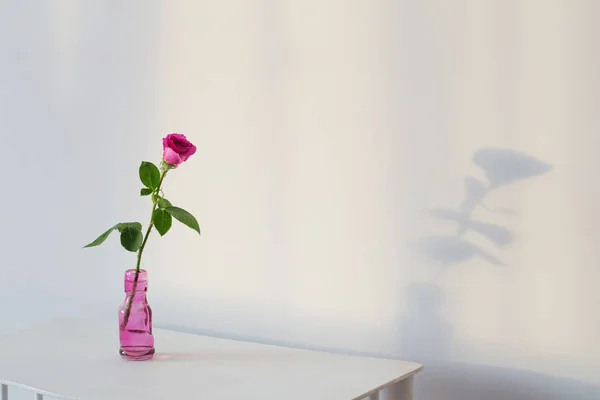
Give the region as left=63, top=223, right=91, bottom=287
left=0, top=380, right=78, bottom=400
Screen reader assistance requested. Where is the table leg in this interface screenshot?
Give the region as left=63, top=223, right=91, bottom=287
left=368, top=391, right=380, bottom=400
left=382, top=375, right=414, bottom=400
left=1, top=384, right=7, bottom=400
left=35, top=393, right=43, bottom=400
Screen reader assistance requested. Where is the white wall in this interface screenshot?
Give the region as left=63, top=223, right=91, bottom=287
left=1, top=1, right=599, bottom=399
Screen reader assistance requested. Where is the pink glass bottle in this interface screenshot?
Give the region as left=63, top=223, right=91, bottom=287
left=118, top=269, right=155, bottom=360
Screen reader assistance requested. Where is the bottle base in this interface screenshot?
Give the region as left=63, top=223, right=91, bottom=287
left=119, top=346, right=155, bottom=361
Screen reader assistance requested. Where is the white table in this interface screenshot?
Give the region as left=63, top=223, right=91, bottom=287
left=0, top=318, right=422, bottom=400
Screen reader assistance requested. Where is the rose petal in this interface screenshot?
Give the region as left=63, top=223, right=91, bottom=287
left=168, top=133, right=187, bottom=141
left=163, top=147, right=182, bottom=166
left=180, top=144, right=197, bottom=162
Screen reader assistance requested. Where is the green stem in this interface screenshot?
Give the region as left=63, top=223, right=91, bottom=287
left=121, top=169, right=168, bottom=329
left=135, top=172, right=167, bottom=273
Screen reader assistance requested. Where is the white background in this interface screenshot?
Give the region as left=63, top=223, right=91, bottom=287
left=1, top=1, right=599, bottom=399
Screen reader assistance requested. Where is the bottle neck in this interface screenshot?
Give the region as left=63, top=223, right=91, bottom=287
left=125, top=288, right=148, bottom=297
left=125, top=294, right=148, bottom=302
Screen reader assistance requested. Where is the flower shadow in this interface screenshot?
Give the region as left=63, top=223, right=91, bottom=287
left=416, top=147, right=552, bottom=266
left=399, top=148, right=553, bottom=366
left=473, top=147, right=553, bottom=188
left=415, top=235, right=505, bottom=266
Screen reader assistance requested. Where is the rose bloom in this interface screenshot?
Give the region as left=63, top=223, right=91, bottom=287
left=162, top=134, right=197, bottom=166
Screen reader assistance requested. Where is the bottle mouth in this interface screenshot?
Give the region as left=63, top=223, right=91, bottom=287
left=125, top=268, right=148, bottom=274
left=124, top=269, right=148, bottom=278
left=124, top=269, right=148, bottom=292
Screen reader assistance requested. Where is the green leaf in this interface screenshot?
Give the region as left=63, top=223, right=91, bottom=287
left=153, top=209, right=172, bottom=236
left=140, top=188, right=153, bottom=196
left=165, top=206, right=200, bottom=235
left=83, top=222, right=142, bottom=248
left=117, top=222, right=142, bottom=232
left=120, top=227, right=143, bottom=252
left=139, top=161, right=160, bottom=190
left=83, top=225, right=118, bottom=248
left=157, top=197, right=172, bottom=209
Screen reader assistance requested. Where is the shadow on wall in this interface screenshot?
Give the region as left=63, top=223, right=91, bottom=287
left=417, top=147, right=553, bottom=267
left=394, top=282, right=452, bottom=361
left=394, top=148, right=599, bottom=399
left=399, top=148, right=552, bottom=361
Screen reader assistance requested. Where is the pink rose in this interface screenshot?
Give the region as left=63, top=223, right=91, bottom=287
left=162, top=133, right=197, bottom=166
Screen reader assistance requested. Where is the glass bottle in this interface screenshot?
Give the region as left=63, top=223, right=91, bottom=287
left=118, top=269, right=155, bottom=360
